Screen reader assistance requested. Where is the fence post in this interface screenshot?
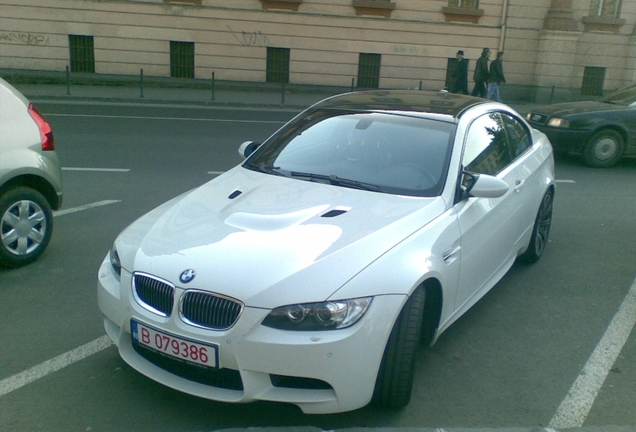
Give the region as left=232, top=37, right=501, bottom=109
left=140, top=69, right=144, bottom=98
left=211, top=71, right=215, bottom=101
left=281, top=79, right=286, bottom=105
left=66, top=65, right=71, bottom=96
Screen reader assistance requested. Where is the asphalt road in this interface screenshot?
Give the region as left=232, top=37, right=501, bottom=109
left=1, top=101, right=635, bottom=432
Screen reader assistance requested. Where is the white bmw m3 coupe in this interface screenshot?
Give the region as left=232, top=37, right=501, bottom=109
left=98, top=90, right=554, bottom=414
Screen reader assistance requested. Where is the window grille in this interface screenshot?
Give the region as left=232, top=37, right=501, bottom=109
left=581, top=67, right=606, bottom=96
left=357, top=53, right=381, bottom=89
left=266, top=47, right=290, bottom=84
left=68, top=35, right=95, bottom=73
left=589, top=0, right=621, bottom=17
left=448, top=0, right=478, bottom=8
left=170, top=41, right=195, bottom=79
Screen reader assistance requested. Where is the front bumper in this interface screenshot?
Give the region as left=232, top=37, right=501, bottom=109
left=97, top=256, right=405, bottom=414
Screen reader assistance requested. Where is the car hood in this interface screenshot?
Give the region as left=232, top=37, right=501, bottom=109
left=116, top=167, right=446, bottom=308
left=530, top=101, right=622, bottom=117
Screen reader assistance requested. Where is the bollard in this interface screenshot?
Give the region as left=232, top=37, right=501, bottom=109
left=281, top=79, right=286, bottom=105
left=419, top=80, right=423, bottom=91
left=351, top=78, right=355, bottom=92
left=66, top=65, right=71, bottom=96
left=211, top=71, right=215, bottom=101
left=140, top=68, right=144, bottom=98
left=549, top=85, right=555, bottom=105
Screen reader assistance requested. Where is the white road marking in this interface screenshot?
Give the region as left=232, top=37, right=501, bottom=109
left=0, top=336, right=113, bottom=397
left=556, top=179, right=576, bottom=183
left=47, top=113, right=283, bottom=124
left=53, top=200, right=121, bottom=217
left=63, top=167, right=130, bottom=172
left=549, top=275, right=636, bottom=428
left=208, top=171, right=225, bottom=175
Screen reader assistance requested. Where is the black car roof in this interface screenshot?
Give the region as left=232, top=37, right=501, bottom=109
left=314, top=90, right=488, bottom=119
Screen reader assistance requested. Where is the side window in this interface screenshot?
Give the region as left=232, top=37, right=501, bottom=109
left=501, top=113, right=531, bottom=158
left=462, top=112, right=511, bottom=175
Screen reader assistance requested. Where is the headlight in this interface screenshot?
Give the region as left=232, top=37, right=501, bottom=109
left=262, top=297, right=372, bottom=330
left=547, top=117, right=570, bottom=128
left=109, top=244, right=121, bottom=277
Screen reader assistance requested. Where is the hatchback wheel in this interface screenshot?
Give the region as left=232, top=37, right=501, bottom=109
left=583, top=129, right=624, bottom=168
left=519, top=188, right=553, bottom=264
left=372, top=287, right=425, bottom=408
left=0, top=187, right=53, bottom=268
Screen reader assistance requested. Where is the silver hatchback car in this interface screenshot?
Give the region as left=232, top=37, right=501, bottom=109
left=0, top=77, right=63, bottom=268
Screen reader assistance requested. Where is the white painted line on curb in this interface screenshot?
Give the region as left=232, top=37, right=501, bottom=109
left=53, top=200, right=121, bottom=217
left=549, top=275, right=636, bottom=429
left=0, top=336, right=113, bottom=397
left=63, top=167, right=130, bottom=172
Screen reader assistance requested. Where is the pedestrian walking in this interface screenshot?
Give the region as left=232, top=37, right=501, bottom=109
left=471, top=47, right=490, bottom=98
left=486, top=51, right=506, bottom=102
left=450, top=50, right=468, bottom=94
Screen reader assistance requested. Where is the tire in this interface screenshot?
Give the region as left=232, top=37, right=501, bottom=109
left=372, top=287, right=425, bottom=408
left=583, top=129, right=624, bottom=168
left=0, top=187, right=54, bottom=268
left=518, top=188, right=553, bottom=264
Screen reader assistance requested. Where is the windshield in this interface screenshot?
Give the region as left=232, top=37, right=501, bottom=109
left=601, top=86, right=636, bottom=106
left=243, top=110, right=455, bottom=197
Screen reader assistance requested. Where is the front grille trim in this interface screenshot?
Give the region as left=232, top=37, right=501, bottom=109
left=179, top=289, right=244, bottom=331
left=133, top=272, right=175, bottom=317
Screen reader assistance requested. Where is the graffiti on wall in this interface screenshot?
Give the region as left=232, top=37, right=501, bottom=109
left=0, top=32, right=49, bottom=46
left=227, top=25, right=270, bottom=47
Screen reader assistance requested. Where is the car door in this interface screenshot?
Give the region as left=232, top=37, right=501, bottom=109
left=452, top=111, right=535, bottom=313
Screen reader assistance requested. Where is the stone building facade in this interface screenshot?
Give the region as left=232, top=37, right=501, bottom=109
left=0, top=0, right=635, bottom=101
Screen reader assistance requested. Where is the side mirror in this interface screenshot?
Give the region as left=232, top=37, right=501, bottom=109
left=238, top=141, right=260, bottom=159
left=462, top=172, right=509, bottom=198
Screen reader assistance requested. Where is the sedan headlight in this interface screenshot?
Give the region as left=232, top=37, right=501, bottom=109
left=262, top=297, right=373, bottom=330
left=109, top=243, right=121, bottom=277
left=547, top=117, right=570, bottom=128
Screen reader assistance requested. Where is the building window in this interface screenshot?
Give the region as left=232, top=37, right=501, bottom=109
left=260, top=0, right=302, bottom=11
left=589, top=0, right=621, bottom=17
left=357, top=53, right=381, bottom=89
left=581, top=67, right=605, bottom=96
left=170, top=41, right=195, bottom=79
left=266, top=47, right=290, bottom=84
left=448, top=0, right=478, bottom=8
left=68, top=35, right=95, bottom=73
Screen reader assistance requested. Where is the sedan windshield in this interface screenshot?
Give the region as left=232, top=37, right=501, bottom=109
left=244, top=110, right=455, bottom=197
left=601, top=86, right=636, bottom=106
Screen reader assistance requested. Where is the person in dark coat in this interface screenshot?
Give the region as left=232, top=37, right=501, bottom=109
left=451, top=50, right=468, bottom=94
left=471, top=47, right=490, bottom=98
left=486, top=51, right=506, bottom=102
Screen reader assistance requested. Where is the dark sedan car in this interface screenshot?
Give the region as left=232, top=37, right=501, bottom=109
left=526, top=85, right=636, bottom=167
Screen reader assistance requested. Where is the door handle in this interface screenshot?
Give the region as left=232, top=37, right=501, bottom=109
left=514, top=179, right=526, bottom=192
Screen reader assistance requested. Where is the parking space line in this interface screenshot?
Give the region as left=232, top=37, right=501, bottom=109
left=63, top=167, right=130, bottom=172
left=549, top=275, right=636, bottom=428
left=0, top=336, right=113, bottom=397
left=53, top=200, right=121, bottom=217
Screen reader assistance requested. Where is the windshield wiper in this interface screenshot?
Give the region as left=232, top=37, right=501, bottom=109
left=244, top=164, right=288, bottom=177
left=289, top=171, right=380, bottom=191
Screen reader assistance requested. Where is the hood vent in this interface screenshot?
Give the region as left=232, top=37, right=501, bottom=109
left=228, top=190, right=242, bottom=199
left=321, top=209, right=349, bottom=218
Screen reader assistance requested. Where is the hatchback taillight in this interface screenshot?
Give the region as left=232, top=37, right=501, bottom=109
left=28, top=103, right=55, bottom=151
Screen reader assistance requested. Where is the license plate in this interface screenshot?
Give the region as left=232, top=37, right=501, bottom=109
left=131, top=320, right=218, bottom=368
